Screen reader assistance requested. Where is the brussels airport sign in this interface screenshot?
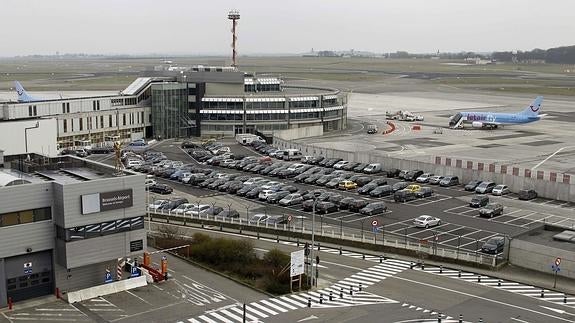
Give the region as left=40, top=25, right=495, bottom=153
left=81, top=189, right=133, bottom=214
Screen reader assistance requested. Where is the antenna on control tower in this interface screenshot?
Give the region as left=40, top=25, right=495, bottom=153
left=228, top=10, right=240, bottom=68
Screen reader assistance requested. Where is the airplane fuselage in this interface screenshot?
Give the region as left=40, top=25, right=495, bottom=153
left=461, top=112, right=540, bottom=125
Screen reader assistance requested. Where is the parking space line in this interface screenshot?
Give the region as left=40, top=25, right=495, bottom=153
left=503, top=212, right=537, bottom=224
left=410, top=196, right=452, bottom=207
left=125, top=290, right=152, bottom=305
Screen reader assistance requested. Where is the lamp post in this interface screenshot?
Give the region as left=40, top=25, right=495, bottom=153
left=245, top=205, right=250, bottom=223
left=24, top=121, right=40, bottom=153
left=310, top=193, right=320, bottom=288
left=196, top=200, right=202, bottom=219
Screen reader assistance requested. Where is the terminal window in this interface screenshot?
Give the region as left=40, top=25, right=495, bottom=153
left=0, top=207, right=51, bottom=228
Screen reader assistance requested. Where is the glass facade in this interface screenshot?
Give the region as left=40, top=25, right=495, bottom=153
left=151, top=83, right=190, bottom=139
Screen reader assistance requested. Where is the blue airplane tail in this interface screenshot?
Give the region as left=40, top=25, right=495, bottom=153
left=14, top=81, right=39, bottom=102
left=520, top=96, right=543, bottom=117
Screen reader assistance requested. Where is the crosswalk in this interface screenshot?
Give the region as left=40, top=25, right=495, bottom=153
left=180, top=260, right=410, bottom=323
left=416, top=265, right=575, bottom=309
left=399, top=302, right=462, bottom=322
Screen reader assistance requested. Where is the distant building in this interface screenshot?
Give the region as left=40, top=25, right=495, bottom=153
left=1, top=66, right=347, bottom=154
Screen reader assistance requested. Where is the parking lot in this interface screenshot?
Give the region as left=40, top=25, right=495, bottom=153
left=91, top=139, right=575, bottom=258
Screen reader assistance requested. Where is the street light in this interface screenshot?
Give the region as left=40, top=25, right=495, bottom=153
left=310, top=192, right=320, bottom=288
left=24, top=121, right=40, bottom=153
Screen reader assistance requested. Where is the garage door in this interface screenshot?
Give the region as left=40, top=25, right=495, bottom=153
left=5, top=251, right=53, bottom=302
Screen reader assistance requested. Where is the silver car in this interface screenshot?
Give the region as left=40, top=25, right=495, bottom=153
left=492, top=184, right=510, bottom=196
left=413, top=215, right=442, bottom=228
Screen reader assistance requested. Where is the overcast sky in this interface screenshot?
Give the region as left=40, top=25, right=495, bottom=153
left=1, top=0, right=573, bottom=56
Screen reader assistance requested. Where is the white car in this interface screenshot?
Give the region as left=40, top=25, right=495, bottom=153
left=145, top=178, right=156, bottom=188
left=250, top=213, right=269, bottom=224
left=172, top=203, right=197, bottom=215
left=258, top=189, right=274, bottom=201
left=184, top=204, right=211, bottom=216
left=244, top=177, right=263, bottom=185
left=492, top=184, right=510, bottom=196
left=220, top=159, right=236, bottom=167
left=416, top=173, right=434, bottom=183
left=333, top=160, right=350, bottom=169
left=148, top=199, right=168, bottom=211
left=413, top=215, right=442, bottom=228
left=260, top=181, right=280, bottom=189
left=415, top=115, right=424, bottom=121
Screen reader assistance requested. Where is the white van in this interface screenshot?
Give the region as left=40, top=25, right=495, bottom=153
left=282, top=149, right=303, bottom=161
left=363, top=163, right=382, bottom=174
left=126, top=159, right=144, bottom=168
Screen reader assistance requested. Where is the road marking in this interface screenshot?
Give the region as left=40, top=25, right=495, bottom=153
left=125, top=290, right=152, bottom=305
left=510, top=318, right=530, bottom=323
left=391, top=276, right=574, bottom=322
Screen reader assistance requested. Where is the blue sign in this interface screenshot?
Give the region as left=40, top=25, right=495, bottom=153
left=552, top=264, right=561, bottom=273
left=131, top=266, right=139, bottom=278
left=105, top=271, right=113, bottom=283
left=24, top=268, right=32, bottom=275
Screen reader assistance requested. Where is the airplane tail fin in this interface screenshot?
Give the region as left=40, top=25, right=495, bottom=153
left=520, top=96, right=543, bottom=117
left=14, top=81, right=37, bottom=102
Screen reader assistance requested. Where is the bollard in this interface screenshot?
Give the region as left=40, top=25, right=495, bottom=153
left=362, top=254, right=365, bottom=260
left=8, top=297, right=12, bottom=310
left=410, top=262, right=414, bottom=269
left=349, top=286, right=353, bottom=295
left=498, top=279, right=502, bottom=287
left=297, top=239, right=300, bottom=247
left=359, top=283, right=362, bottom=291
left=458, top=270, right=461, bottom=278
left=320, top=294, right=323, bottom=304
left=421, top=262, right=425, bottom=270
left=243, top=303, right=246, bottom=323
left=56, top=287, right=60, bottom=299
left=340, top=287, right=344, bottom=298
left=440, top=265, right=443, bottom=273
left=220, top=224, right=223, bottom=231
left=479, top=318, right=483, bottom=323
left=308, top=297, right=311, bottom=308
left=564, top=294, right=568, bottom=303
left=339, top=246, right=342, bottom=255
left=257, top=232, right=260, bottom=239
left=477, top=275, right=481, bottom=283
left=380, top=255, right=383, bottom=263
left=459, top=314, right=463, bottom=323
left=437, top=312, right=442, bottom=322
left=541, top=289, right=544, bottom=298
left=318, top=243, right=321, bottom=251
left=330, top=291, right=333, bottom=301
left=276, top=235, right=279, bottom=243
left=201, top=222, right=205, bottom=229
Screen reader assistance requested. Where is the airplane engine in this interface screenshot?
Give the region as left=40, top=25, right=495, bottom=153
left=472, top=121, right=484, bottom=128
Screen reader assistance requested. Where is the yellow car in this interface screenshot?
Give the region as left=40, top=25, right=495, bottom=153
left=338, top=180, right=358, bottom=190
left=404, top=184, right=421, bottom=193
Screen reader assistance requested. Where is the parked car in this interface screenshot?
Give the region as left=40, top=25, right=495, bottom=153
left=469, top=195, right=489, bottom=208
left=368, top=177, right=388, bottom=186
left=157, top=198, right=189, bottom=211
left=392, top=181, right=410, bottom=192
left=358, top=183, right=378, bottom=195
left=265, top=215, right=289, bottom=225
left=475, top=181, right=496, bottom=194
left=394, top=190, right=416, bottom=203
left=492, top=185, right=510, bottom=196
left=415, top=187, right=434, bottom=198
left=249, top=213, right=269, bottom=224
left=171, top=203, right=197, bottom=215
left=355, top=176, right=373, bottom=187
left=363, top=163, right=382, bottom=174
left=518, top=189, right=538, bottom=200
left=148, top=184, right=173, bottom=194
left=326, top=177, right=346, bottom=189
left=259, top=189, right=275, bottom=201
left=338, top=197, right=356, bottom=210
left=342, top=162, right=361, bottom=171
left=481, top=236, right=505, bottom=254
left=439, top=176, right=459, bottom=187
left=353, top=163, right=369, bottom=172
left=416, top=173, right=434, bottom=183
left=413, top=215, right=441, bottom=228
left=349, top=199, right=370, bottom=212
left=218, top=209, right=240, bottom=218
left=148, top=199, right=168, bottom=211
left=315, top=201, right=339, bottom=214
left=184, top=204, right=211, bottom=216
left=384, top=168, right=400, bottom=178
left=370, top=185, right=393, bottom=197
left=479, top=203, right=504, bottom=218
left=267, top=190, right=291, bottom=204
left=360, top=202, right=387, bottom=215
left=338, top=180, right=358, bottom=190
left=398, top=170, right=409, bottom=179
left=246, top=187, right=265, bottom=199
left=428, top=175, right=444, bottom=185
left=464, top=180, right=483, bottom=191
left=279, top=193, right=304, bottom=206
left=404, top=170, right=424, bottom=182
left=333, top=160, right=350, bottom=170
left=404, top=184, right=421, bottom=193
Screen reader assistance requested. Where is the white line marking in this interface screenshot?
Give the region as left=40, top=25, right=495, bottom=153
left=125, top=290, right=152, bottom=305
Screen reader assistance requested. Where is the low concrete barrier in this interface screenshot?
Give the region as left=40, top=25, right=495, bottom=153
left=66, top=276, right=147, bottom=303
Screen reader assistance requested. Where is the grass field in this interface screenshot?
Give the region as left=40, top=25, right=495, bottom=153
left=1, top=56, right=575, bottom=95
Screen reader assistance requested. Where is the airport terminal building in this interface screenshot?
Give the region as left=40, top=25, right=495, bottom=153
left=0, top=152, right=146, bottom=307
left=0, top=66, right=347, bottom=155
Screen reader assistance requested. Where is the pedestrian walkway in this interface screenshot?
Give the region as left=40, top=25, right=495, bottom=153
left=416, top=265, right=575, bottom=309
left=179, top=260, right=410, bottom=323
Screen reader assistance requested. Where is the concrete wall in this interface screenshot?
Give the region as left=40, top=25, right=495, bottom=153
left=274, top=125, right=323, bottom=141
left=273, top=137, right=575, bottom=202
left=510, top=239, right=575, bottom=279
left=0, top=118, right=58, bottom=157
